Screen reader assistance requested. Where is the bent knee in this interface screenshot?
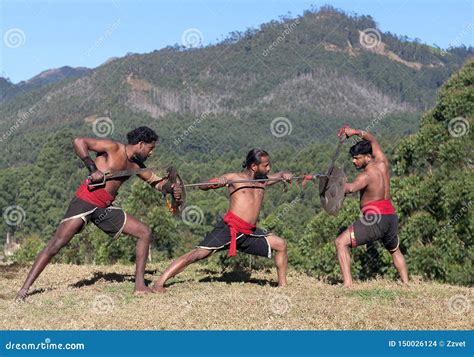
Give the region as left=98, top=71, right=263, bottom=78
left=139, top=226, right=152, bottom=241
left=46, top=239, right=66, bottom=256
left=269, top=236, right=287, bottom=252
left=187, top=249, right=210, bottom=263
left=335, top=236, right=350, bottom=249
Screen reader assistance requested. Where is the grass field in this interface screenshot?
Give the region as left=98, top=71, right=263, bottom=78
left=0, top=262, right=472, bottom=330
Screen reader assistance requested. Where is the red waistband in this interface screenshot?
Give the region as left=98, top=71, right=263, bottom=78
left=223, top=211, right=256, bottom=257
left=361, top=199, right=395, bottom=215
left=75, top=179, right=115, bottom=208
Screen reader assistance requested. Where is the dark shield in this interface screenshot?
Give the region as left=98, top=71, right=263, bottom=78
left=319, top=166, right=346, bottom=215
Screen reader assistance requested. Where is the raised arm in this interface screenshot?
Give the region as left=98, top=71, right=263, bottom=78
left=339, top=126, right=387, bottom=163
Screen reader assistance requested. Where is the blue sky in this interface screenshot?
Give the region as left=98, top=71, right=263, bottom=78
left=1, top=0, right=473, bottom=83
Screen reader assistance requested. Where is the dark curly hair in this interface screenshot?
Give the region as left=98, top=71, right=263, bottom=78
left=127, top=126, right=158, bottom=145
left=349, top=140, right=372, bottom=156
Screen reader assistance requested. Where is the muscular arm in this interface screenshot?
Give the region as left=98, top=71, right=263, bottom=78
left=358, top=131, right=387, bottom=164
left=345, top=172, right=369, bottom=194
left=138, top=170, right=183, bottom=200
left=340, top=127, right=388, bottom=164
left=199, top=173, right=235, bottom=190
left=138, top=170, right=166, bottom=192
left=72, top=137, right=120, bottom=159
left=265, top=172, right=293, bottom=187
left=72, top=137, right=120, bottom=176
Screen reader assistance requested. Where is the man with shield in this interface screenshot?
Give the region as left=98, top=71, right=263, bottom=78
left=334, top=126, right=408, bottom=288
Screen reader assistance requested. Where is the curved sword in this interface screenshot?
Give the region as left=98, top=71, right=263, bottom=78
left=87, top=167, right=163, bottom=188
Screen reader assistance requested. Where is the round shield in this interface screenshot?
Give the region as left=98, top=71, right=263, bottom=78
left=163, top=166, right=186, bottom=216
left=173, top=172, right=186, bottom=215
left=319, top=166, right=346, bottom=216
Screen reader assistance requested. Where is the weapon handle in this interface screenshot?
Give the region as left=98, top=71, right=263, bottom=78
left=86, top=175, right=106, bottom=189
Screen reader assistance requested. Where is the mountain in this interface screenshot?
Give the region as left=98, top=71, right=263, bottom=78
left=0, top=7, right=472, bottom=288
left=0, top=66, right=90, bottom=103
left=0, top=6, right=472, bottom=168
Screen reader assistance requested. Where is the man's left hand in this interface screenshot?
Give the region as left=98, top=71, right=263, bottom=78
left=171, top=184, right=182, bottom=200
left=281, top=172, right=294, bottom=182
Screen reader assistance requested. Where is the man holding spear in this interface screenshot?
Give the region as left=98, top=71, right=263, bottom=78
left=153, top=148, right=293, bottom=292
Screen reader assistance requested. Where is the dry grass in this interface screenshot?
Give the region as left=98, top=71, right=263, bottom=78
left=0, top=262, right=472, bottom=330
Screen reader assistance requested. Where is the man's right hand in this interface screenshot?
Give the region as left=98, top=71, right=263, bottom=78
left=89, top=170, right=105, bottom=182
left=338, top=126, right=360, bottom=139
left=218, top=176, right=229, bottom=187
left=281, top=172, right=294, bottom=182
left=171, top=183, right=182, bottom=200
left=199, top=176, right=227, bottom=190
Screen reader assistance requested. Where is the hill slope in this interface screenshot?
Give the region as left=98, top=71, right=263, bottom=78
left=0, top=6, right=472, bottom=167
left=0, top=66, right=90, bottom=103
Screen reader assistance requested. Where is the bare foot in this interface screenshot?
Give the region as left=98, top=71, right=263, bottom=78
left=277, top=282, right=288, bottom=288
left=133, top=286, right=153, bottom=296
left=152, top=285, right=167, bottom=293
left=15, top=289, right=28, bottom=303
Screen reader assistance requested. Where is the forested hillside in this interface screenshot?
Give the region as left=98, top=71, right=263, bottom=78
left=0, top=6, right=471, bottom=168
left=0, top=7, right=472, bottom=287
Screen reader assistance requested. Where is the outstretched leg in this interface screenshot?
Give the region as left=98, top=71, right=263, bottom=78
left=390, top=249, right=408, bottom=283
left=121, top=214, right=154, bottom=295
left=16, top=218, right=84, bottom=301
left=153, top=248, right=213, bottom=292
left=335, top=229, right=353, bottom=288
left=266, top=235, right=288, bottom=287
